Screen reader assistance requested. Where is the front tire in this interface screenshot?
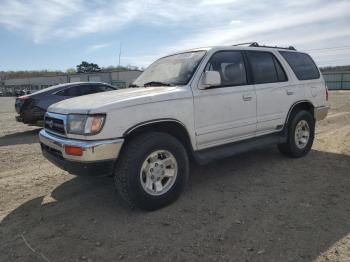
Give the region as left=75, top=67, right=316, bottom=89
left=278, top=110, right=315, bottom=158
left=114, top=132, right=189, bottom=211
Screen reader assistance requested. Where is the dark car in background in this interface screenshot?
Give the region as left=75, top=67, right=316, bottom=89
left=15, top=82, right=117, bottom=126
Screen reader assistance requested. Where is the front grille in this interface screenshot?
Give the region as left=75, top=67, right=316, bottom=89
left=45, top=116, right=65, bottom=134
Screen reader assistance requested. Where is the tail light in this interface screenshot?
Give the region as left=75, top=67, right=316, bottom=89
left=325, top=85, right=329, bottom=101
left=18, top=95, right=29, bottom=101
left=16, top=95, right=32, bottom=114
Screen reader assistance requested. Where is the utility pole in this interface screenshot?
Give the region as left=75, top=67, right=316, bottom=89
left=118, top=42, right=122, bottom=68
left=117, top=42, right=122, bottom=80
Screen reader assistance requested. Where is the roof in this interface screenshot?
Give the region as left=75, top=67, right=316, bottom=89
left=167, top=43, right=298, bottom=57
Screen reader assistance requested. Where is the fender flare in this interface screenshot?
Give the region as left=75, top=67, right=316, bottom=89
left=123, top=118, right=188, bottom=136
left=284, top=100, right=315, bottom=127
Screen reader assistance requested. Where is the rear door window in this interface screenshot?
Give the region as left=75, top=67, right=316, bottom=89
left=279, top=51, right=320, bottom=80
left=247, top=51, right=287, bottom=84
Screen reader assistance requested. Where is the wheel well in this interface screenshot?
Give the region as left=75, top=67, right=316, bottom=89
left=124, top=121, right=194, bottom=156
left=286, top=101, right=314, bottom=125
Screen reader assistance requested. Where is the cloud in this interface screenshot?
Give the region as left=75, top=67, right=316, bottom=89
left=164, top=1, right=350, bottom=50
left=229, top=20, right=242, bottom=25
left=158, top=0, right=350, bottom=66
left=122, top=0, right=350, bottom=67
left=86, top=43, right=112, bottom=53
left=0, top=0, right=237, bottom=42
left=0, top=0, right=348, bottom=66
left=0, top=0, right=83, bottom=43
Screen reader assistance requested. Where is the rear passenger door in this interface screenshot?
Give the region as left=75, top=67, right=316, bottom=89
left=246, top=51, right=295, bottom=135
left=193, top=50, right=257, bottom=149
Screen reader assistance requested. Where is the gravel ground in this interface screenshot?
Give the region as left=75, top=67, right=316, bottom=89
left=0, top=92, right=349, bottom=262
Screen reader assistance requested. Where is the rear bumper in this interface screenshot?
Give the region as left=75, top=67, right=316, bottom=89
left=16, top=107, right=46, bottom=125
left=314, top=106, right=329, bottom=121
left=39, top=129, right=124, bottom=175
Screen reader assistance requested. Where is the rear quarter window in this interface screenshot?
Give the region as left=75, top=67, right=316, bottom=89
left=246, top=51, right=287, bottom=84
left=280, top=51, right=320, bottom=80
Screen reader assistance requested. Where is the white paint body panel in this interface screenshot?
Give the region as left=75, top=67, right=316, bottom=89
left=47, top=46, right=328, bottom=152
left=193, top=84, right=256, bottom=149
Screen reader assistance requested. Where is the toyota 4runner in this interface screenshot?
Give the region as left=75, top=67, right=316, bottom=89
left=39, top=43, right=329, bottom=210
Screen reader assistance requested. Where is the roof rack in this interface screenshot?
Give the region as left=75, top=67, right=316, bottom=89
left=232, top=42, right=296, bottom=51
left=232, top=42, right=259, bottom=47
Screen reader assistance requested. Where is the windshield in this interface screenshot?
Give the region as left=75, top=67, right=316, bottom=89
left=133, top=51, right=206, bottom=87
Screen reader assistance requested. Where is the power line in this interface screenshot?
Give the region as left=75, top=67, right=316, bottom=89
left=302, top=45, right=350, bottom=52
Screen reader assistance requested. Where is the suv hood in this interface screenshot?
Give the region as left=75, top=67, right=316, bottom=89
left=48, top=86, right=190, bottom=114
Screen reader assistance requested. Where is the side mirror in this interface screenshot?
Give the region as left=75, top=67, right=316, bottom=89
left=200, top=71, right=221, bottom=89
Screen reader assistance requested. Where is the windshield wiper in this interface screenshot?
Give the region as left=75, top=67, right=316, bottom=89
left=143, top=81, right=172, bottom=87
left=129, top=84, right=139, bottom=87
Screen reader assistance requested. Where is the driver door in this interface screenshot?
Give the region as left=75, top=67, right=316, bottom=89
left=192, top=51, right=257, bottom=150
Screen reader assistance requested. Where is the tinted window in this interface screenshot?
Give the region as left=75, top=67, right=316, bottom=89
left=57, top=86, right=81, bottom=96
left=205, top=51, right=247, bottom=86
left=56, top=85, right=91, bottom=96
left=280, top=51, right=320, bottom=80
left=79, top=85, right=95, bottom=95
left=92, top=85, right=116, bottom=92
left=56, top=85, right=116, bottom=96
left=247, top=51, right=287, bottom=84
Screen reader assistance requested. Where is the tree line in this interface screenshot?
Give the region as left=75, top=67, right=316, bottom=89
left=0, top=62, right=143, bottom=79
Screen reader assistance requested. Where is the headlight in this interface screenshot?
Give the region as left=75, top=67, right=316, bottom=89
left=67, top=114, right=105, bottom=135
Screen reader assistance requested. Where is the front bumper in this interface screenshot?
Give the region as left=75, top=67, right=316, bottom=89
left=39, top=129, right=124, bottom=175
left=314, top=106, right=329, bottom=121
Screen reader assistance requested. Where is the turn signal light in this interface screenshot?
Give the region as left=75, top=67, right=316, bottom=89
left=65, top=146, right=83, bottom=156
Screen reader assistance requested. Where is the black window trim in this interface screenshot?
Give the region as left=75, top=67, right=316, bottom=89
left=201, top=50, right=251, bottom=89
left=245, top=50, right=289, bottom=85
left=279, top=51, right=320, bottom=81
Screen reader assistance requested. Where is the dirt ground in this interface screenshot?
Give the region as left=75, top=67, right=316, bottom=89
left=0, top=91, right=349, bottom=262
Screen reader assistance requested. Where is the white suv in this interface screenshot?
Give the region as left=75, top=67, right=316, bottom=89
left=39, top=43, right=329, bottom=210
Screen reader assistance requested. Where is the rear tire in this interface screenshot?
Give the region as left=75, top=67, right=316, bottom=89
left=278, top=110, right=315, bottom=158
left=114, top=132, right=189, bottom=211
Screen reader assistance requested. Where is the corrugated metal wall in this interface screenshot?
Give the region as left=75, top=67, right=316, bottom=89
left=323, top=72, right=350, bottom=90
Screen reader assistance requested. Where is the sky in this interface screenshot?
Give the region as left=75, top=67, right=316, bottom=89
left=0, top=0, right=349, bottom=71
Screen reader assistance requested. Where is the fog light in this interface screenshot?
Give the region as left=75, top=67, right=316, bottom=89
left=65, top=146, right=83, bottom=156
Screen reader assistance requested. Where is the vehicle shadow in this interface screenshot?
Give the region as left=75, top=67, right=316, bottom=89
left=1, top=148, right=349, bottom=261
left=0, top=129, right=40, bottom=147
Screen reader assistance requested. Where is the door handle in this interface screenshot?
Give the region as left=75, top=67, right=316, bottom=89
left=286, top=90, right=294, bottom=95
left=242, top=94, right=253, bottom=101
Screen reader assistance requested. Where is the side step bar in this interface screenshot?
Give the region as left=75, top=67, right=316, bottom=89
left=194, top=132, right=286, bottom=165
